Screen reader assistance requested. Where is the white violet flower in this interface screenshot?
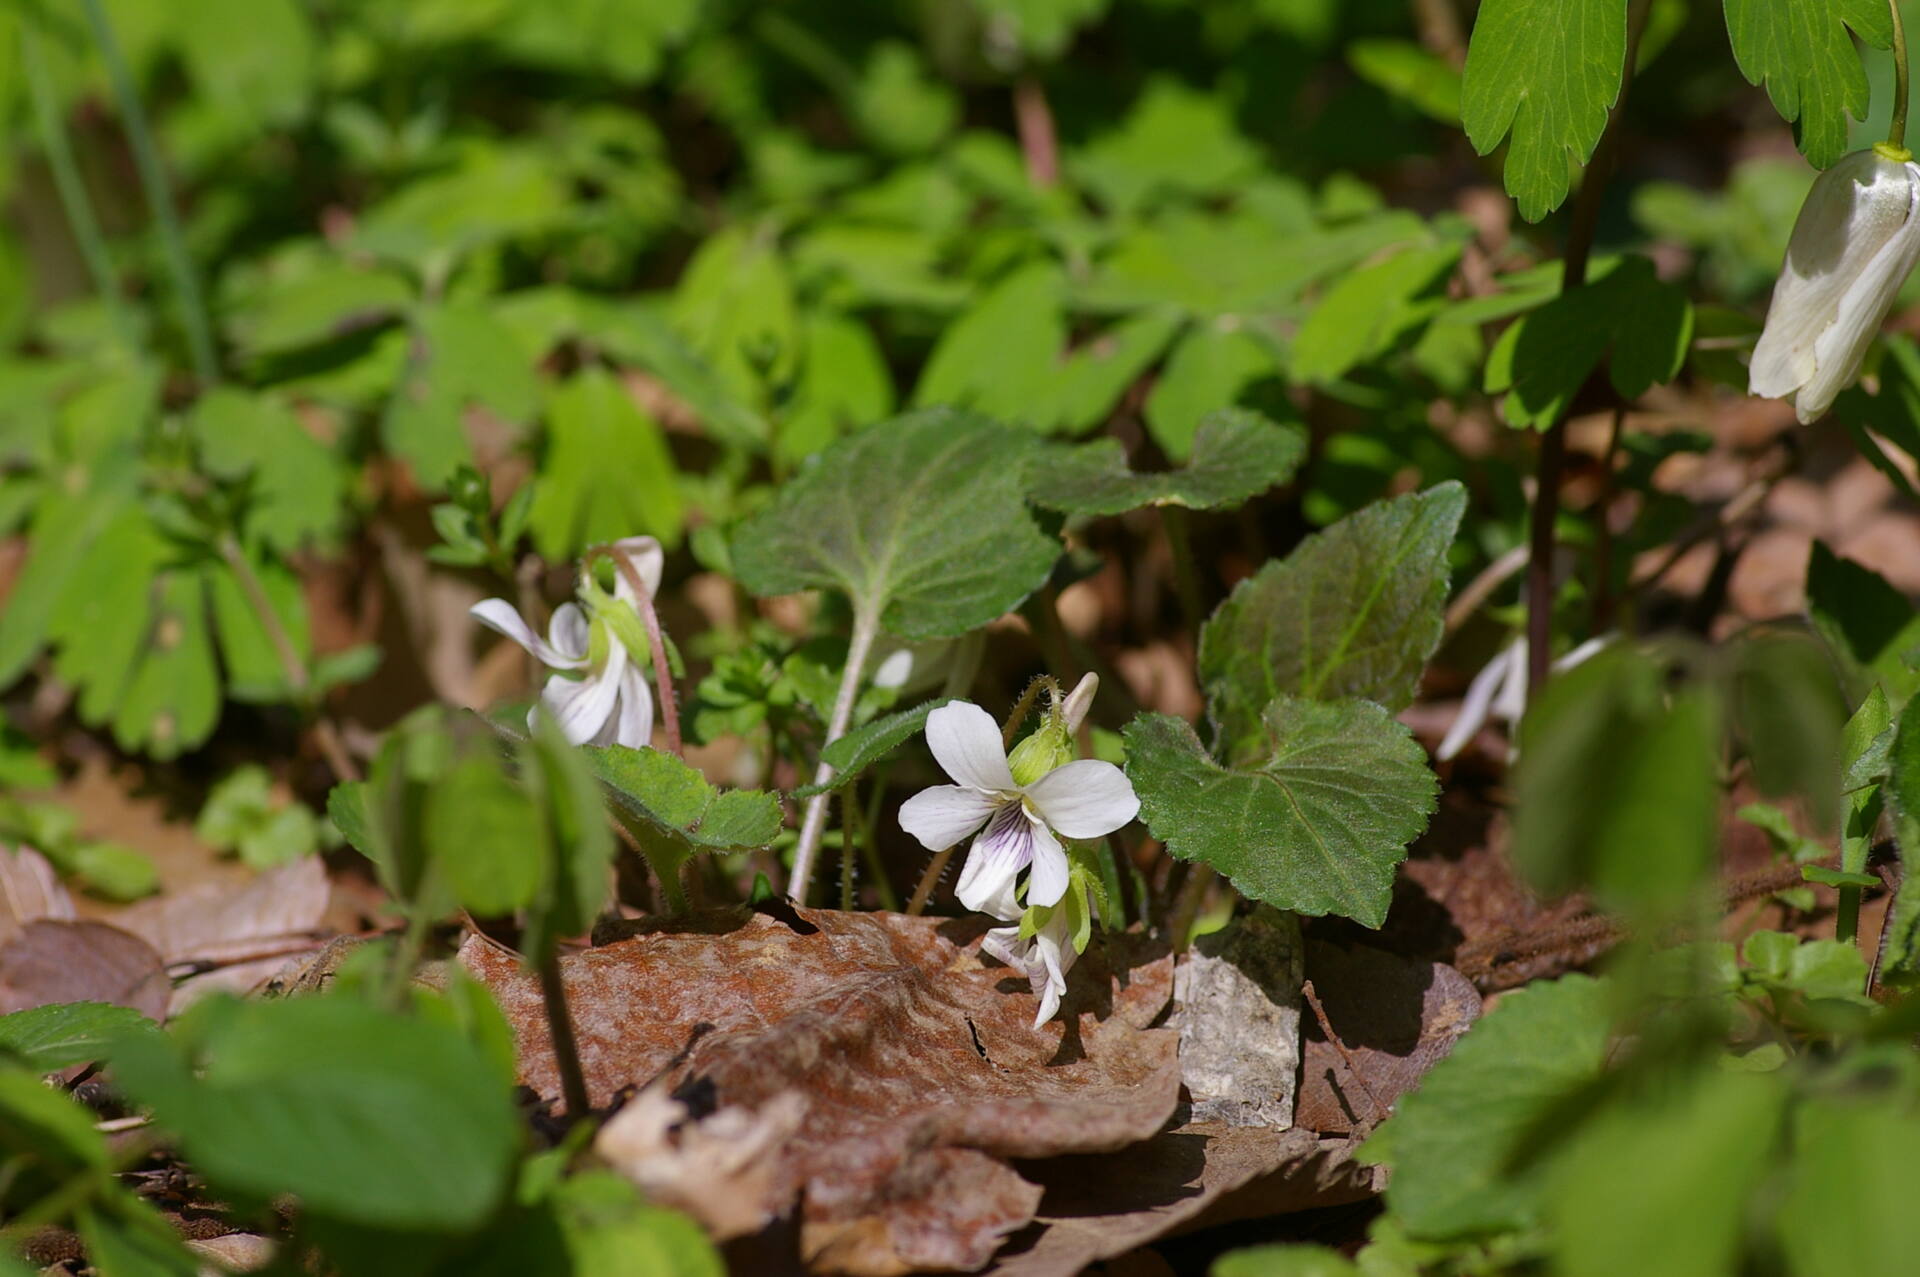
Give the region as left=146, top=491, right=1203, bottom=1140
left=1436, top=634, right=1611, bottom=762
left=898, top=679, right=1136, bottom=914
left=977, top=876, right=1076, bottom=1029
left=470, top=535, right=663, bottom=749
left=1751, top=145, right=1920, bottom=424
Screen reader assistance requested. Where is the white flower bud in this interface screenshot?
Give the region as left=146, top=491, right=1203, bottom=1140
left=1751, top=148, right=1920, bottom=424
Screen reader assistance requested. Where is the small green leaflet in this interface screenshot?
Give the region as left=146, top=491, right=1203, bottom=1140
left=1142, top=324, right=1278, bottom=461
left=1460, top=0, right=1626, bottom=222
left=527, top=367, right=684, bottom=557
left=1199, top=483, right=1464, bottom=750
left=1029, top=409, right=1306, bottom=518
left=1485, top=256, right=1693, bottom=429
left=731, top=407, right=1061, bottom=640
left=912, top=263, right=1067, bottom=427
left=1124, top=699, right=1438, bottom=929
left=585, top=745, right=783, bottom=851
left=1290, top=243, right=1462, bottom=385
left=193, top=388, right=347, bottom=553
left=791, top=697, right=954, bottom=799
left=1724, top=0, right=1894, bottom=170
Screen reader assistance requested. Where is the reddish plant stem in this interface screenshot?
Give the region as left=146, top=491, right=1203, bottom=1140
left=1014, top=74, right=1059, bottom=187
left=601, top=545, right=682, bottom=756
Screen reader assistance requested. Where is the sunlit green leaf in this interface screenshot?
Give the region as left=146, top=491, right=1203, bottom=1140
left=1460, top=0, right=1626, bottom=221
left=731, top=407, right=1060, bottom=639
left=1724, top=0, right=1893, bottom=169
left=1199, top=483, right=1464, bottom=747
left=1142, top=323, right=1279, bottom=461
left=1125, top=699, right=1437, bottom=928
left=528, top=367, right=684, bottom=557
left=0, top=1002, right=157, bottom=1072
left=1030, top=409, right=1306, bottom=517
left=1290, top=244, right=1461, bottom=384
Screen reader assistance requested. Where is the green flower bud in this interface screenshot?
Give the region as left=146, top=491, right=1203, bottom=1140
left=1007, top=712, right=1074, bottom=786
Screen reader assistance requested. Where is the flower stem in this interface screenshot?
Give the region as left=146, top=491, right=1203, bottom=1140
left=21, top=24, right=135, bottom=350
left=535, top=943, right=593, bottom=1121
left=601, top=544, right=682, bottom=756
left=790, top=605, right=879, bottom=902
left=81, top=0, right=218, bottom=386
left=906, top=845, right=956, bottom=917
left=1526, top=0, right=1650, bottom=704
left=1893, top=0, right=1912, bottom=154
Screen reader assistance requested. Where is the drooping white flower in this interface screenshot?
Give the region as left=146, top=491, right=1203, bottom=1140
left=897, top=694, right=1137, bottom=912
left=1751, top=147, right=1920, bottom=424
left=1436, top=635, right=1611, bottom=762
left=470, top=535, right=663, bottom=748
left=976, top=876, right=1076, bottom=1029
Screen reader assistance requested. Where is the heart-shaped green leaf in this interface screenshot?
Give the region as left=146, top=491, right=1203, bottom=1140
left=1124, top=698, right=1438, bottom=928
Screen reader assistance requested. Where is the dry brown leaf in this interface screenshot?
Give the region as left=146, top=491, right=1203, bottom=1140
left=463, top=906, right=1179, bottom=1275
left=0, top=919, right=169, bottom=1018
left=115, top=856, right=331, bottom=1012
left=0, top=845, right=75, bottom=944
left=1296, top=941, right=1480, bottom=1136
left=986, top=1125, right=1379, bottom=1276
left=597, top=1084, right=808, bottom=1240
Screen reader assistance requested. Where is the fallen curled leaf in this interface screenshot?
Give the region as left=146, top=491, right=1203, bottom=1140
left=988, top=1126, right=1379, bottom=1276
left=115, top=856, right=330, bottom=1011
left=0, top=919, right=169, bottom=1019
left=597, top=1083, right=808, bottom=1240
left=1295, top=940, right=1480, bottom=1135
left=0, top=845, right=75, bottom=944
left=463, top=906, right=1179, bottom=1275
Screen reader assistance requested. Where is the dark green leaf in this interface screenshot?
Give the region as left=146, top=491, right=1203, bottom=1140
left=1484, top=256, right=1693, bottom=429
left=426, top=755, right=545, bottom=917
left=1124, top=699, right=1438, bottom=928
left=1029, top=409, right=1306, bottom=518
left=1199, top=483, right=1464, bottom=747
left=1806, top=541, right=1920, bottom=704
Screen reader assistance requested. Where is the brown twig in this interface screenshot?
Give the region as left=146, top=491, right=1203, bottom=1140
left=1444, top=543, right=1531, bottom=634
left=1302, top=977, right=1392, bottom=1127
left=1590, top=404, right=1627, bottom=632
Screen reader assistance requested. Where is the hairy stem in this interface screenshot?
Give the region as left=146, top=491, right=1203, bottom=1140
left=906, top=845, right=956, bottom=917
left=790, top=606, right=879, bottom=901
left=81, top=0, right=218, bottom=385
